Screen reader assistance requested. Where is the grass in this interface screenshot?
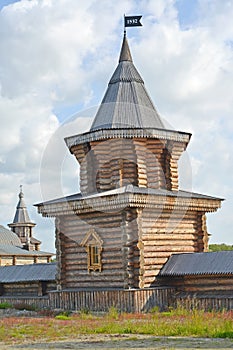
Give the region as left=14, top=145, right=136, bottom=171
left=0, top=307, right=233, bottom=344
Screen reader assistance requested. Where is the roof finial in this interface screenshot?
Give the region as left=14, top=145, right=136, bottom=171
left=19, top=185, right=24, bottom=199
left=123, top=14, right=126, bottom=37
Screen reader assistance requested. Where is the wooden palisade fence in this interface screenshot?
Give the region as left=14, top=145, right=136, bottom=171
left=1, top=288, right=233, bottom=312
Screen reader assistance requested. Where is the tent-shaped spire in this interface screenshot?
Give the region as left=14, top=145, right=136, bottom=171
left=12, top=185, right=31, bottom=224
left=8, top=186, right=38, bottom=250
left=90, top=33, right=165, bottom=131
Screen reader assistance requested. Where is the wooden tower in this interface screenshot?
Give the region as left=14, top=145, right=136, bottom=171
left=36, top=34, right=222, bottom=290
left=9, top=186, right=41, bottom=251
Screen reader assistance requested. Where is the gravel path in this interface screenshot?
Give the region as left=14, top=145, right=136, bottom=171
left=1, top=335, right=233, bottom=350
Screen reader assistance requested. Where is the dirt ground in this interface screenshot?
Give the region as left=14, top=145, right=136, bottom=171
left=1, top=335, right=233, bottom=350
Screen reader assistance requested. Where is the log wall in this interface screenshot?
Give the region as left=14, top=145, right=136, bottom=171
left=141, top=209, right=206, bottom=288
left=56, top=210, right=136, bottom=290
left=159, top=275, right=233, bottom=293
left=2, top=282, right=38, bottom=296
left=0, top=256, right=49, bottom=266
left=0, top=281, right=56, bottom=297
left=70, top=138, right=187, bottom=194
left=56, top=207, right=207, bottom=290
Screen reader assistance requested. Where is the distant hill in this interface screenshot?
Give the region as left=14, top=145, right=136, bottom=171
left=209, top=243, right=233, bottom=252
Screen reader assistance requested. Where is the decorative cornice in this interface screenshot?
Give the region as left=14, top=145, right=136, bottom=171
left=37, top=192, right=221, bottom=218
left=65, top=128, right=191, bottom=150
left=81, top=228, right=103, bottom=247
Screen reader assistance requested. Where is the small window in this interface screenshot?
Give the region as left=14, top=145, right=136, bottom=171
left=88, top=245, right=101, bottom=272
left=81, top=229, right=103, bottom=273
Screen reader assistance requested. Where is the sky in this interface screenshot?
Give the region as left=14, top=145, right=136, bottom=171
left=0, top=0, right=233, bottom=252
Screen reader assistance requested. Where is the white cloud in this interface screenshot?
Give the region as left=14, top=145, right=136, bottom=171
left=0, top=0, right=233, bottom=251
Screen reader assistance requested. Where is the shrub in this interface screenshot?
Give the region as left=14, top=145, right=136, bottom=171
left=0, top=302, right=13, bottom=309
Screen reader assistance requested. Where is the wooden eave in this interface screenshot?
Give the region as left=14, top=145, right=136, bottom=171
left=65, top=127, right=191, bottom=151
left=36, top=191, right=222, bottom=217
left=8, top=222, right=36, bottom=228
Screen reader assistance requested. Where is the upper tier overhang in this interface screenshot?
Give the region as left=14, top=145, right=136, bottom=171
left=35, top=185, right=223, bottom=217
left=65, top=127, right=192, bottom=150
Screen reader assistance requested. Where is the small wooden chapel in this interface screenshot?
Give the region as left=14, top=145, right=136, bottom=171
left=36, top=33, right=222, bottom=292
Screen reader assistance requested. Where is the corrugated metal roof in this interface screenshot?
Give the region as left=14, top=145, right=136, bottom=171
left=159, top=251, right=233, bottom=276
left=0, top=225, right=22, bottom=247
left=90, top=35, right=165, bottom=131
left=35, top=185, right=223, bottom=206
left=0, top=263, right=56, bottom=283
left=0, top=244, right=53, bottom=256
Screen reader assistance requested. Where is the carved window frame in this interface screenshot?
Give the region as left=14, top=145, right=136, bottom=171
left=81, top=229, right=103, bottom=273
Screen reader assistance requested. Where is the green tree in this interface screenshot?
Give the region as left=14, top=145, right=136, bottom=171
left=209, top=243, right=233, bottom=252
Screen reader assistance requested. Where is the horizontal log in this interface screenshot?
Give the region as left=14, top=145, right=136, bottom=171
left=143, top=240, right=197, bottom=247
left=183, top=285, right=233, bottom=292
left=142, top=233, right=197, bottom=240
left=143, top=246, right=196, bottom=253
left=143, top=258, right=169, bottom=265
